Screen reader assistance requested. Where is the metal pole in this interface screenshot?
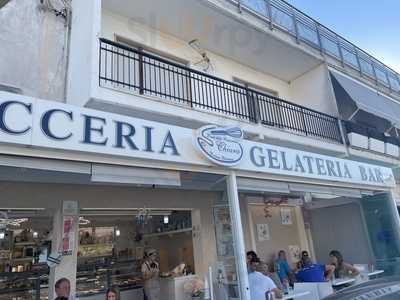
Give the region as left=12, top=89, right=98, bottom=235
left=226, top=172, right=250, bottom=300
left=292, top=10, right=300, bottom=44
left=315, top=24, right=323, bottom=55
left=138, top=49, right=144, bottom=95
left=35, top=276, right=41, bottom=300
left=265, top=0, right=274, bottom=30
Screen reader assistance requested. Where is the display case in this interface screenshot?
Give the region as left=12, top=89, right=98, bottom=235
left=76, top=258, right=144, bottom=298
left=0, top=268, right=49, bottom=300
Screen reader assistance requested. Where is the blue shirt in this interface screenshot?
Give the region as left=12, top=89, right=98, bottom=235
left=276, top=259, right=292, bottom=282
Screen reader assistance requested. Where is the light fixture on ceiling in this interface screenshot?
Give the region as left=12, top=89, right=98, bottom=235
left=115, top=229, right=121, bottom=237
left=0, top=232, right=5, bottom=239
left=136, top=207, right=152, bottom=225
left=80, top=208, right=172, bottom=217
left=78, top=216, right=91, bottom=225
left=33, top=231, right=38, bottom=238
left=163, top=216, right=169, bottom=224
left=0, top=211, right=28, bottom=229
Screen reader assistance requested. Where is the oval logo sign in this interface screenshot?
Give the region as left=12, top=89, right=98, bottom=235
left=194, top=125, right=244, bottom=166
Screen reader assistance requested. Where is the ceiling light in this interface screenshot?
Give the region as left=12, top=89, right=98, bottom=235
left=33, top=232, right=38, bottom=238
left=163, top=216, right=169, bottom=224
left=79, top=217, right=91, bottom=225
left=0, top=232, right=4, bottom=239
left=115, top=229, right=121, bottom=237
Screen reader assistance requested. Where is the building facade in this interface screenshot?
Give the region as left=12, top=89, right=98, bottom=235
left=0, top=1, right=400, bottom=300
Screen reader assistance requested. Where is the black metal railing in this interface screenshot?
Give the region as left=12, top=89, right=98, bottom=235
left=99, top=38, right=343, bottom=143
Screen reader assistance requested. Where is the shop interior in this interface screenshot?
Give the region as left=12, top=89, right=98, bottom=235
left=76, top=209, right=194, bottom=297
left=240, top=184, right=398, bottom=282
left=0, top=208, right=197, bottom=300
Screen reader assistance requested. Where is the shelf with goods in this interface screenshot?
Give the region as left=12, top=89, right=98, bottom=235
left=76, top=257, right=143, bottom=298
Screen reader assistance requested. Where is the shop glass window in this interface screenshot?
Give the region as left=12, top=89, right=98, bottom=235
left=0, top=213, right=52, bottom=299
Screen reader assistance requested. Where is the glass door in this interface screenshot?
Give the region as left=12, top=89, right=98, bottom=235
left=361, top=192, right=400, bottom=276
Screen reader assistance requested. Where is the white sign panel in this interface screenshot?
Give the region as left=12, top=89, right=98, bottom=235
left=0, top=93, right=395, bottom=188
left=280, top=208, right=292, bottom=225
left=194, top=125, right=244, bottom=166
left=256, top=223, right=270, bottom=241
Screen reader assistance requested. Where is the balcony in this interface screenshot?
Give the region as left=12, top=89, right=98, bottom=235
left=99, top=38, right=342, bottom=144
left=233, top=0, right=400, bottom=97
left=343, top=121, right=400, bottom=158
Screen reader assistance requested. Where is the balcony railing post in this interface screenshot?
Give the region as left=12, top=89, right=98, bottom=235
left=265, top=0, right=274, bottom=30
left=35, top=276, right=41, bottom=300
left=315, top=23, right=323, bottom=55
left=138, top=49, right=145, bottom=95
left=338, top=119, right=348, bottom=145
left=237, top=0, right=242, bottom=13
left=354, top=48, right=363, bottom=76
left=385, top=70, right=393, bottom=93
left=336, top=38, right=345, bottom=68
left=371, top=62, right=379, bottom=86
left=292, top=10, right=300, bottom=43
left=246, top=88, right=259, bottom=123
left=301, top=108, right=308, bottom=136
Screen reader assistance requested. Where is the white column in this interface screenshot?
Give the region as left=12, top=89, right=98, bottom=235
left=226, top=171, right=250, bottom=300
left=48, top=201, right=79, bottom=299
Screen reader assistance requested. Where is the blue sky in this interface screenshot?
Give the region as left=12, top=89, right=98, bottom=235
left=286, top=0, right=400, bottom=73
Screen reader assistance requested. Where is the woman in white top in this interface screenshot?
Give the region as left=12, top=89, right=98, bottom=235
left=141, top=249, right=160, bottom=300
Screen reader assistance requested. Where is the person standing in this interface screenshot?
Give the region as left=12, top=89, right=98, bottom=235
left=141, top=248, right=160, bottom=300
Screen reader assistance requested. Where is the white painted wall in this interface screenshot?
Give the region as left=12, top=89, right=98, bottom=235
left=245, top=205, right=303, bottom=267
left=289, top=64, right=339, bottom=116
left=0, top=0, right=67, bottom=101
left=66, top=0, right=101, bottom=107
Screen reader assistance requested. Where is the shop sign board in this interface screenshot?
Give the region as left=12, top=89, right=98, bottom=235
left=0, top=93, right=395, bottom=188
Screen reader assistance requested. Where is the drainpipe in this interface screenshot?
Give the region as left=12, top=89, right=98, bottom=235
left=63, top=5, right=72, bottom=102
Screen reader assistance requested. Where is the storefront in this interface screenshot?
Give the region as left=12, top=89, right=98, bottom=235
left=0, top=93, right=399, bottom=300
